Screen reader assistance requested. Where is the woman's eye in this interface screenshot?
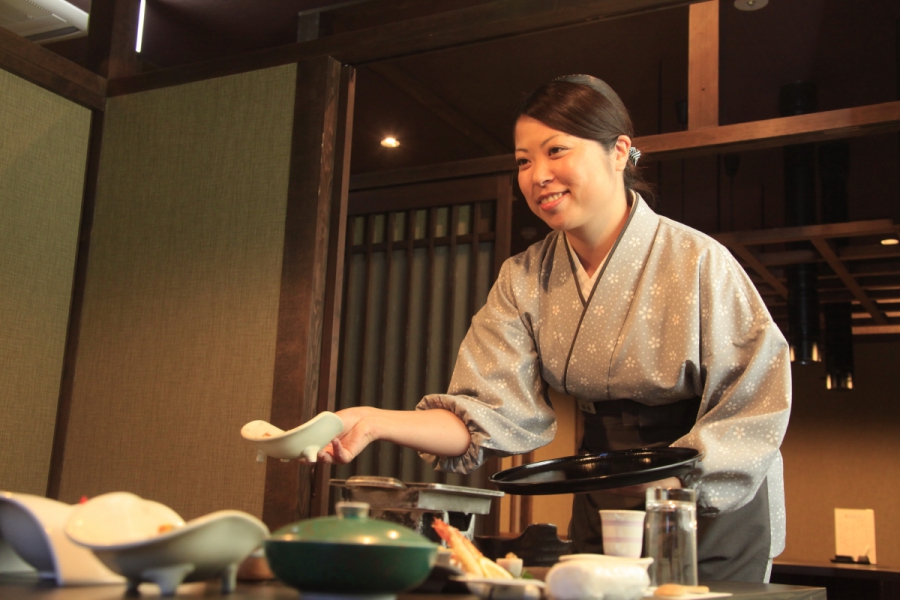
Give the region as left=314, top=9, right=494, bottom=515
left=548, top=146, right=565, bottom=156
left=516, top=158, right=529, bottom=167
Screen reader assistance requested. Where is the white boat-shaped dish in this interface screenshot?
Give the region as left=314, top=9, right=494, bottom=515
left=241, top=412, right=343, bottom=462
left=65, top=492, right=268, bottom=596
left=0, top=491, right=124, bottom=585
left=452, top=576, right=545, bottom=600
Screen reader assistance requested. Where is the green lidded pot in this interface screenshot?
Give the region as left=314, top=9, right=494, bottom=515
left=264, top=501, right=438, bottom=598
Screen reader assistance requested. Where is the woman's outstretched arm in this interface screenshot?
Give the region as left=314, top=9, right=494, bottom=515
left=317, top=406, right=471, bottom=464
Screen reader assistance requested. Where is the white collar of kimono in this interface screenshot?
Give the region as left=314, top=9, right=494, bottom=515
left=565, top=237, right=607, bottom=298
left=564, top=190, right=636, bottom=297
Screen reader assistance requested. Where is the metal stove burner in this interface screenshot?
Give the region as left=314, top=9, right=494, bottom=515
left=330, top=476, right=504, bottom=542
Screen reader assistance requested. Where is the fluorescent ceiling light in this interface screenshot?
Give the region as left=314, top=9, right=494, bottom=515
left=135, top=0, right=146, bottom=52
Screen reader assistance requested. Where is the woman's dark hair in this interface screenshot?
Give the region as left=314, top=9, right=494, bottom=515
left=515, top=75, right=655, bottom=205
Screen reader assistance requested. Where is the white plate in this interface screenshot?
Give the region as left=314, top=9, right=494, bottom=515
left=560, top=553, right=654, bottom=567
left=453, top=576, right=546, bottom=587
left=0, top=491, right=124, bottom=586
left=241, top=412, right=343, bottom=462
left=65, top=492, right=268, bottom=596
left=644, top=589, right=731, bottom=599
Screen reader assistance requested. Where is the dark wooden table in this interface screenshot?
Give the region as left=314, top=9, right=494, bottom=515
left=0, top=574, right=826, bottom=599
left=773, top=559, right=900, bottom=600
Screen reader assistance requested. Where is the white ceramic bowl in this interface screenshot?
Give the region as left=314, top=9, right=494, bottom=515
left=65, top=492, right=269, bottom=596
left=241, top=412, right=343, bottom=462
left=0, top=491, right=123, bottom=585
left=547, top=554, right=652, bottom=600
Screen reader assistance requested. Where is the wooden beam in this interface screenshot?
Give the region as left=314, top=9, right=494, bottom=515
left=350, top=175, right=500, bottom=215
left=0, top=26, right=105, bottom=110
left=713, top=219, right=896, bottom=247
left=727, top=243, right=789, bottom=298
left=369, top=62, right=509, bottom=155
left=264, top=56, right=342, bottom=531
left=853, top=325, right=900, bottom=335
left=687, top=0, right=718, bottom=130
left=350, top=102, right=900, bottom=189
left=756, top=244, right=900, bottom=267
left=86, top=0, right=141, bottom=79
left=107, top=0, right=703, bottom=95
left=639, top=102, right=900, bottom=160
left=810, top=237, right=889, bottom=325
left=351, top=155, right=513, bottom=190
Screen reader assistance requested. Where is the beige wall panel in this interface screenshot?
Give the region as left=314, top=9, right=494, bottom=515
left=0, top=69, right=90, bottom=495
left=780, top=340, right=900, bottom=566
left=530, top=389, right=577, bottom=536
left=498, top=389, right=577, bottom=535
left=59, top=65, right=296, bottom=519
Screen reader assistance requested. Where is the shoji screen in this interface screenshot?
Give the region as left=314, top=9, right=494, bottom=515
left=58, top=66, right=296, bottom=518
left=0, top=68, right=91, bottom=495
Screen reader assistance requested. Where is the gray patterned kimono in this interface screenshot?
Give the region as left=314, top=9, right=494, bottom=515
left=416, top=195, right=791, bottom=559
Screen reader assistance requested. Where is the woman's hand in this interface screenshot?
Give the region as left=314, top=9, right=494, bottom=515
left=316, top=406, right=378, bottom=464
left=605, top=476, right=682, bottom=498
left=309, top=407, right=471, bottom=465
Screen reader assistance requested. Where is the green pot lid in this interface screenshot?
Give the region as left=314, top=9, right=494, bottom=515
left=271, top=502, right=436, bottom=548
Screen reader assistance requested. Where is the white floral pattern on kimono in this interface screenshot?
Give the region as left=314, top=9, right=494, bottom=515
left=416, top=196, right=791, bottom=558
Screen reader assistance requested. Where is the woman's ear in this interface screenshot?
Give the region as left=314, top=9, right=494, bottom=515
left=613, top=135, right=632, bottom=171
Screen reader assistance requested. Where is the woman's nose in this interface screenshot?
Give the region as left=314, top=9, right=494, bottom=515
left=533, top=162, right=553, bottom=188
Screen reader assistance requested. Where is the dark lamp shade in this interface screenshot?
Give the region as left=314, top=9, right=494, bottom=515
left=789, top=340, right=821, bottom=364
left=826, top=371, right=854, bottom=390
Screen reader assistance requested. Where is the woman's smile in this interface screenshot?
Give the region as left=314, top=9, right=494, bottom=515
left=538, top=190, right=568, bottom=209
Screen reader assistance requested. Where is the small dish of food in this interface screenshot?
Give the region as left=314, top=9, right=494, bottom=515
left=64, top=492, right=268, bottom=596
left=241, top=412, right=343, bottom=462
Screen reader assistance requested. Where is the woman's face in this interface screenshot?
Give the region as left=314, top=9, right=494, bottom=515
left=514, top=115, right=630, bottom=241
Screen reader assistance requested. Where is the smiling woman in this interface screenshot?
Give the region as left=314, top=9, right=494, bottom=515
left=323, top=74, right=791, bottom=587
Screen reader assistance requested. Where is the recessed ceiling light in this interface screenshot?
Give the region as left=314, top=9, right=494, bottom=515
left=734, top=0, right=768, bottom=10
left=881, top=238, right=899, bottom=246
left=381, top=137, right=400, bottom=148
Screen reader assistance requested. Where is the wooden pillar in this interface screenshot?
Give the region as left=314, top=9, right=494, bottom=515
left=86, top=0, right=142, bottom=79
left=310, top=64, right=357, bottom=518
left=687, top=0, right=719, bottom=130
left=263, top=55, right=344, bottom=530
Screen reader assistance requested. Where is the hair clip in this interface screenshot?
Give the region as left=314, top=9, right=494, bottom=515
left=629, top=146, right=641, bottom=166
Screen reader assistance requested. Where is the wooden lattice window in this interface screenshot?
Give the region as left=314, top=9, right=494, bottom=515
left=334, top=175, right=513, bottom=494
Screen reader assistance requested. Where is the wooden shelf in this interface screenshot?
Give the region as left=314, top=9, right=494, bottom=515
left=711, top=220, right=900, bottom=333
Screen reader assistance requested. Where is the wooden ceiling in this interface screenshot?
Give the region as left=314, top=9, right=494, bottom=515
left=12, top=0, right=900, bottom=337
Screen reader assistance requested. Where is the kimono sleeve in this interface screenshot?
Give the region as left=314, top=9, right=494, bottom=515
left=416, top=258, right=557, bottom=474
left=672, top=243, right=791, bottom=518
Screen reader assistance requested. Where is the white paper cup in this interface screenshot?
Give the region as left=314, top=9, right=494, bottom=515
left=599, top=510, right=646, bottom=558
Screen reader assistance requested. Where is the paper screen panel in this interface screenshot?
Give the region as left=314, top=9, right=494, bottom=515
left=58, top=65, right=296, bottom=519
left=0, top=68, right=90, bottom=495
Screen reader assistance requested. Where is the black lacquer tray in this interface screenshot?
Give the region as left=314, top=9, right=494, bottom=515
left=489, top=448, right=702, bottom=495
